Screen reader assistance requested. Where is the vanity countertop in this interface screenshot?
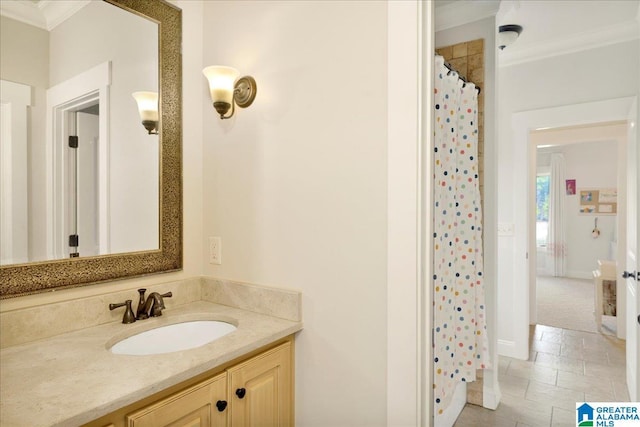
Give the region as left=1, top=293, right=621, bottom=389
left=0, top=300, right=303, bottom=427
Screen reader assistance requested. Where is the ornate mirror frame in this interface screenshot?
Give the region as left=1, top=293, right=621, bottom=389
left=0, top=0, right=182, bottom=298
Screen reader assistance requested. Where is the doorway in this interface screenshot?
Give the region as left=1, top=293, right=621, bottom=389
left=51, top=93, right=103, bottom=259
left=45, top=61, right=110, bottom=260
left=531, top=124, right=626, bottom=337
left=499, top=97, right=637, bottom=363
left=505, top=97, right=638, bottom=405
left=69, top=105, right=100, bottom=258
left=529, top=122, right=628, bottom=339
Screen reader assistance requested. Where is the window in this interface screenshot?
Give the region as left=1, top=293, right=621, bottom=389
left=536, top=173, right=550, bottom=247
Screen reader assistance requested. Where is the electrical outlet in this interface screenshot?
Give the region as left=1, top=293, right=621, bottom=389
left=209, top=236, right=221, bottom=264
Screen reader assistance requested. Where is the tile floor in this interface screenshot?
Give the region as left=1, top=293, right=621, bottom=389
left=454, top=324, right=629, bottom=427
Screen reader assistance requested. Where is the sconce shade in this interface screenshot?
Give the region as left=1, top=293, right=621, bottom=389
left=132, top=91, right=159, bottom=134
left=203, top=65, right=239, bottom=117
left=203, top=65, right=257, bottom=120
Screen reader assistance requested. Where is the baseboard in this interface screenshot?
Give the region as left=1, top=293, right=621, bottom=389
left=483, top=383, right=501, bottom=410
left=497, top=339, right=529, bottom=360
left=497, top=339, right=515, bottom=357
left=564, top=270, right=593, bottom=280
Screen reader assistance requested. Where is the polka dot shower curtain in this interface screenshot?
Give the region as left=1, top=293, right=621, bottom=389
left=433, top=55, right=490, bottom=415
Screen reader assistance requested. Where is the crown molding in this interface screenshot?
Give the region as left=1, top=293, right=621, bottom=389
left=0, top=0, right=90, bottom=31
left=39, top=0, right=91, bottom=31
left=435, top=0, right=500, bottom=32
left=499, top=19, right=640, bottom=67
left=0, top=1, right=47, bottom=29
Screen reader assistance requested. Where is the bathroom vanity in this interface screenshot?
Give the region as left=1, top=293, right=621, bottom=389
left=87, top=337, right=293, bottom=427
left=0, top=278, right=302, bottom=427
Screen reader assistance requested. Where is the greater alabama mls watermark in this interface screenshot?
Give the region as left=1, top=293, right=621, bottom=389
left=577, top=402, right=640, bottom=427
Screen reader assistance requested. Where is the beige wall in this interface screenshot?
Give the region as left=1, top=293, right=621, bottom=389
left=0, top=16, right=48, bottom=87
left=200, top=1, right=389, bottom=424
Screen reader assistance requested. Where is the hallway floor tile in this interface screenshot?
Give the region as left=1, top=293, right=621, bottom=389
left=453, top=324, right=628, bottom=427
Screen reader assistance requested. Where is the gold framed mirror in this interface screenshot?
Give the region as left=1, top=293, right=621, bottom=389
left=0, top=0, right=182, bottom=298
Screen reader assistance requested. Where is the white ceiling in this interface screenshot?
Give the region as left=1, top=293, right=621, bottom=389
left=436, top=0, right=640, bottom=66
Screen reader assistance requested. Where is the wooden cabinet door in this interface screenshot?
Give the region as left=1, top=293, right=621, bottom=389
left=127, top=372, right=228, bottom=427
left=227, top=341, right=292, bottom=427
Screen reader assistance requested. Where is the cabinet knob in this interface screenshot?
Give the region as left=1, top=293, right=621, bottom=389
left=235, top=388, right=246, bottom=399
left=216, top=400, right=228, bottom=412
left=622, top=271, right=637, bottom=279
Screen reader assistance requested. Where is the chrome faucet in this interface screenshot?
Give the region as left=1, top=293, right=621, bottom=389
left=138, top=291, right=173, bottom=319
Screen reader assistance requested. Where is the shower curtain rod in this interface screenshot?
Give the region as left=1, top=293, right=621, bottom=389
left=442, top=60, right=482, bottom=95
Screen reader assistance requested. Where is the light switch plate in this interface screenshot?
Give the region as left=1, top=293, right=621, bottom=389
left=497, top=223, right=514, bottom=236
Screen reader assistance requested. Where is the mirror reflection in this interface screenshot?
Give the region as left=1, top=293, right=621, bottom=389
left=0, top=0, right=159, bottom=266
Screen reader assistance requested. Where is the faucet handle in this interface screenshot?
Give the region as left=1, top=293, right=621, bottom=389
left=109, top=300, right=136, bottom=324
left=160, top=291, right=172, bottom=298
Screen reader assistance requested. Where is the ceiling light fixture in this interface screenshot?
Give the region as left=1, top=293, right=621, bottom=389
left=498, top=24, right=523, bottom=50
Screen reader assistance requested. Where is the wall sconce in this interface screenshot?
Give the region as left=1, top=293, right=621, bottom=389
left=498, top=24, right=523, bottom=50
left=202, top=66, right=257, bottom=119
left=132, top=91, right=159, bottom=134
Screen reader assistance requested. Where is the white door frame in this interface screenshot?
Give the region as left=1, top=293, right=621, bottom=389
left=46, top=61, right=111, bottom=259
left=387, top=0, right=431, bottom=425
left=625, top=99, right=639, bottom=401
left=508, top=96, right=637, bottom=360
left=0, top=80, right=31, bottom=265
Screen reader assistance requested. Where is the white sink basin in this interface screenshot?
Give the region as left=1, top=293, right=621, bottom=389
left=110, top=320, right=237, bottom=355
